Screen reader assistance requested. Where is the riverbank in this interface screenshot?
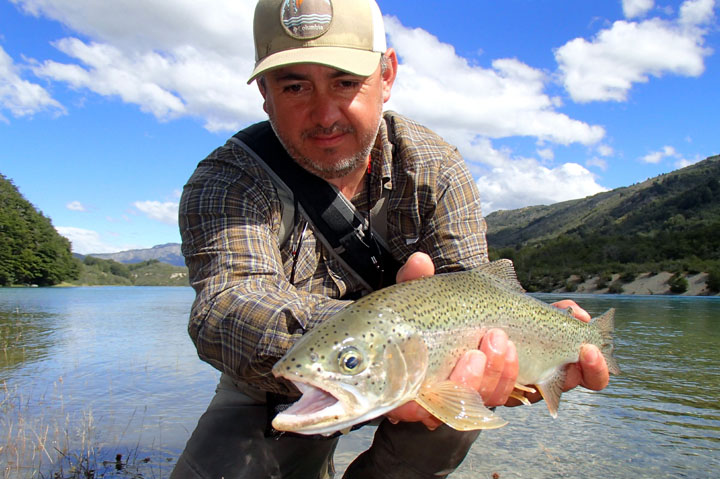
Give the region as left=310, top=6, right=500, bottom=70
left=555, top=272, right=718, bottom=296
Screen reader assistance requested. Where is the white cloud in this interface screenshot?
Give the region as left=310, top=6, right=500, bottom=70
left=476, top=160, right=607, bottom=213
left=385, top=16, right=605, bottom=146
left=639, top=145, right=696, bottom=168
left=586, top=157, right=609, bottom=171
left=640, top=145, right=679, bottom=163
left=56, top=226, right=116, bottom=254
left=379, top=16, right=608, bottom=211
left=18, top=0, right=263, bottom=131
left=597, top=144, right=615, bottom=157
left=0, top=45, right=65, bottom=118
left=679, top=0, right=716, bottom=26
left=133, top=200, right=178, bottom=225
left=537, top=148, right=555, bottom=161
left=675, top=154, right=703, bottom=168
left=556, top=0, right=714, bottom=103
left=66, top=200, right=86, bottom=211
left=623, top=0, right=655, bottom=19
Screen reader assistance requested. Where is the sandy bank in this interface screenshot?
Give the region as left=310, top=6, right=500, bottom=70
left=554, top=272, right=718, bottom=296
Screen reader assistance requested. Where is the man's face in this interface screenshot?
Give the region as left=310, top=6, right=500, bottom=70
left=259, top=52, right=395, bottom=180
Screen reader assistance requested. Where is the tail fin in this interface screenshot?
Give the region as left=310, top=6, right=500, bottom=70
left=593, top=308, right=620, bottom=375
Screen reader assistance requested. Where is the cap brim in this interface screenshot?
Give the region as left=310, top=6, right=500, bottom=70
left=247, top=47, right=382, bottom=84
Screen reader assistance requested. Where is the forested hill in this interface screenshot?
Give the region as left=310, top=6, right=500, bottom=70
left=485, top=154, right=720, bottom=292
left=0, top=173, right=79, bottom=286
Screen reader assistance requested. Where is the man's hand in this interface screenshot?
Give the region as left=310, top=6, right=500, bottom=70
left=386, top=253, right=520, bottom=429
left=504, top=299, right=611, bottom=407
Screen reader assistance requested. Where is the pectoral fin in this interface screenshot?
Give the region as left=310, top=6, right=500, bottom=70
left=384, top=335, right=428, bottom=403
left=416, top=381, right=508, bottom=430
left=535, top=368, right=568, bottom=418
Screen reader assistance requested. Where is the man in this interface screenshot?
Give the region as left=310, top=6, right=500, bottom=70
left=171, top=0, right=610, bottom=477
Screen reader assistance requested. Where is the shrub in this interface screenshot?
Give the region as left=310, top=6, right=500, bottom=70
left=708, top=268, right=720, bottom=293
left=619, top=271, right=637, bottom=283
left=668, top=273, right=688, bottom=294
left=608, top=280, right=624, bottom=294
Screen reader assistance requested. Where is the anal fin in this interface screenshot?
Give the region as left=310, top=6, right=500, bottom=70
left=535, top=368, right=568, bottom=418
left=416, top=381, right=507, bottom=430
left=509, top=383, right=537, bottom=406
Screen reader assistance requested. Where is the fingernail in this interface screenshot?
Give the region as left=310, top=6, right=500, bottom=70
left=489, top=330, right=506, bottom=354
left=583, top=346, right=599, bottom=365
left=468, top=350, right=485, bottom=372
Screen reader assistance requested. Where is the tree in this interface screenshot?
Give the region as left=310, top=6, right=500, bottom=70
left=668, top=273, right=688, bottom=294
left=0, top=173, right=80, bottom=286
left=708, top=268, right=720, bottom=293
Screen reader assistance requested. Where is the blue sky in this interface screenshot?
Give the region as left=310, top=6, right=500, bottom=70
left=1, top=0, right=718, bottom=254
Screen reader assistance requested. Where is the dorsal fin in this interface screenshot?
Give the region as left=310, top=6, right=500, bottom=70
left=474, top=259, right=525, bottom=293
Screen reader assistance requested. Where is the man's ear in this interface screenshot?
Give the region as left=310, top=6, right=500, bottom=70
left=257, top=77, right=269, bottom=114
left=381, top=48, right=398, bottom=103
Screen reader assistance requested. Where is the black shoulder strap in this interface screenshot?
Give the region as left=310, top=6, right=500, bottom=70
left=231, top=121, right=400, bottom=291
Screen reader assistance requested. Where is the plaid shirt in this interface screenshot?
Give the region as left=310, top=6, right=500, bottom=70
left=180, top=111, right=488, bottom=394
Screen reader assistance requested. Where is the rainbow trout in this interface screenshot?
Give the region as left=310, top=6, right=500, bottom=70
left=272, top=259, right=620, bottom=435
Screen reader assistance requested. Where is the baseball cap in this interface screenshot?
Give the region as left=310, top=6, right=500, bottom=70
left=248, top=0, right=387, bottom=84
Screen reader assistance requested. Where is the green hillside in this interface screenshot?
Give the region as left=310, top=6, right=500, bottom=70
left=486, top=155, right=720, bottom=292
left=0, top=173, right=79, bottom=286
left=0, top=173, right=190, bottom=288
left=68, top=257, right=189, bottom=287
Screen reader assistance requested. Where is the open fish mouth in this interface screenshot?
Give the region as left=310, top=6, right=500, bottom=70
left=271, top=380, right=385, bottom=436
left=281, top=381, right=344, bottom=417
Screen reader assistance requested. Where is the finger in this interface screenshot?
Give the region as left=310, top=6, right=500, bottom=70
left=386, top=401, right=430, bottom=422
left=551, top=300, right=591, bottom=323
left=386, top=401, right=442, bottom=431
left=562, top=345, right=609, bottom=392
left=485, top=340, right=519, bottom=407
left=396, top=252, right=435, bottom=283
left=422, top=416, right=443, bottom=431
left=449, top=349, right=487, bottom=391
left=478, top=329, right=508, bottom=402
left=579, top=344, right=609, bottom=391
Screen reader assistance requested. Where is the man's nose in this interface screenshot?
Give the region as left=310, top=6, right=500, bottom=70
left=310, top=91, right=343, bottom=128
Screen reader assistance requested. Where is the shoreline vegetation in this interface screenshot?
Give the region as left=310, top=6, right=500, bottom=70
left=1, top=382, right=175, bottom=479
left=2, top=256, right=718, bottom=296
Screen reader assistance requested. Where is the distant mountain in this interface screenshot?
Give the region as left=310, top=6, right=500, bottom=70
left=486, top=154, right=720, bottom=248
left=90, top=243, right=185, bottom=267
left=72, top=256, right=189, bottom=286
left=484, top=154, right=720, bottom=293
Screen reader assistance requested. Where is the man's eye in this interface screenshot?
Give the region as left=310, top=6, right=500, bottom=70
left=338, top=80, right=361, bottom=89
left=283, top=84, right=304, bottom=93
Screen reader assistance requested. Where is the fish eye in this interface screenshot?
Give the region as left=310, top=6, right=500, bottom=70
left=338, top=347, right=365, bottom=374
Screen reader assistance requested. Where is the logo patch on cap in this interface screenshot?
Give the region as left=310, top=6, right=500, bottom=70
left=281, top=0, right=333, bottom=40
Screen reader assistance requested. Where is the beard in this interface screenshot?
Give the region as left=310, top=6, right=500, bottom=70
left=268, top=116, right=381, bottom=180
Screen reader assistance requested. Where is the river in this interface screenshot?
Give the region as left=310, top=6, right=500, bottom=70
left=1, top=287, right=718, bottom=478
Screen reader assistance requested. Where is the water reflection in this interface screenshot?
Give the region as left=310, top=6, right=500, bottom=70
left=0, top=308, right=58, bottom=379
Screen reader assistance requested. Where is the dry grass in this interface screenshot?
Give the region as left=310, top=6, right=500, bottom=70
left=1, top=381, right=174, bottom=479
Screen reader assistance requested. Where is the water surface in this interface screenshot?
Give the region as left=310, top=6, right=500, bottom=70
left=1, top=288, right=718, bottom=478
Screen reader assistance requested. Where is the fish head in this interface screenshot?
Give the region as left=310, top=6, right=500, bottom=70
left=271, top=305, right=428, bottom=435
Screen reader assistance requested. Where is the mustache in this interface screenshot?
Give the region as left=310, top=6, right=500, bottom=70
left=302, top=124, right=355, bottom=139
